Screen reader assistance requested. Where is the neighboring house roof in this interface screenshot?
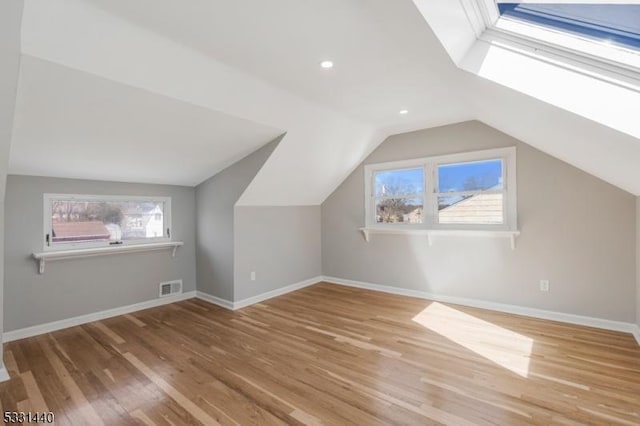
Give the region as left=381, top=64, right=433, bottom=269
left=52, top=221, right=110, bottom=241
left=439, top=193, right=503, bottom=224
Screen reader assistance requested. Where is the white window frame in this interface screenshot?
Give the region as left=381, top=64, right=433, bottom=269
left=364, top=147, right=517, bottom=232
left=473, top=0, right=640, bottom=80
left=43, top=193, right=172, bottom=252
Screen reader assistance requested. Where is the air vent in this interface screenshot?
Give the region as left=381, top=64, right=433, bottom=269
left=159, top=279, right=182, bottom=298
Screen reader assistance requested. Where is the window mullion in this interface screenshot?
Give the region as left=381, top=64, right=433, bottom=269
left=425, top=162, right=436, bottom=229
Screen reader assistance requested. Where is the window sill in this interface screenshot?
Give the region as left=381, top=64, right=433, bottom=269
left=32, top=241, right=184, bottom=274
left=358, top=228, right=520, bottom=250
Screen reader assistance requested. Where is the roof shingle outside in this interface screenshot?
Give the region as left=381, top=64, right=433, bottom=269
left=52, top=221, right=110, bottom=241
left=439, top=193, right=503, bottom=224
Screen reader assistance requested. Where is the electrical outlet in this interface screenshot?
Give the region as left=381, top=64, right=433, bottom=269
left=540, top=280, right=550, bottom=292
left=250, top=271, right=256, bottom=281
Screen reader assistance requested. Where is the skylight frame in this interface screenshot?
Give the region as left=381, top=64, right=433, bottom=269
left=474, top=0, right=640, bottom=79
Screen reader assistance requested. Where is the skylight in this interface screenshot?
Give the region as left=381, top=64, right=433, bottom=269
left=497, top=2, right=640, bottom=51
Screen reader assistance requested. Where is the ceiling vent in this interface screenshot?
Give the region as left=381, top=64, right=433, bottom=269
left=159, top=279, right=182, bottom=297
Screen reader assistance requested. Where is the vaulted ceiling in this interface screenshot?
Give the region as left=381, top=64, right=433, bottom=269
left=8, top=0, right=640, bottom=203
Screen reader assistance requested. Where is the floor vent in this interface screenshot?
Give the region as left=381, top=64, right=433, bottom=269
left=159, top=280, right=183, bottom=297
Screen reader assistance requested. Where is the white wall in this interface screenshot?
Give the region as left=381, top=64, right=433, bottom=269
left=322, top=121, right=637, bottom=322
left=0, top=0, right=24, bottom=379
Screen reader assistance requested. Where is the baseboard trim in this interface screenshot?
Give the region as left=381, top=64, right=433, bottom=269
left=4, top=291, right=197, bottom=343
left=196, top=276, right=324, bottom=310
left=195, top=291, right=234, bottom=310
left=322, top=276, right=639, bottom=337
left=3, top=276, right=324, bottom=342
left=233, top=276, right=323, bottom=309
left=5, top=276, right=637, bottom=349
left=633, top=325, right=640, bottom=346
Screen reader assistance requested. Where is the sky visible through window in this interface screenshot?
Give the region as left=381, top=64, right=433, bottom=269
left=438, top=159, right=502, bottom=193
left=374, top=160, right=502, bottom=197
left=373, top=160, right=503, bottom=224
left=375, top=168, right=424, bottom=196
left=497, top=3, right=640, bottom=50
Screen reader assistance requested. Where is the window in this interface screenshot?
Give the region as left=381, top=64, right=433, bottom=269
left=365, top=147, right=517, bottom=231
left=486, top=1, right=640, bottom=71
left=44, top=194, right=171, bottom=251
left=437, top=158, right=504, bottom=225
left=497, top=3, right=640, bottom=52
left=374, top=167, right=424, bottom=225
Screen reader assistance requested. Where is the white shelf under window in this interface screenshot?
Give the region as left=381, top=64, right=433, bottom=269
left=359, top=227, right=520, bottom=250
left=32, top=241, right=184, bottom=274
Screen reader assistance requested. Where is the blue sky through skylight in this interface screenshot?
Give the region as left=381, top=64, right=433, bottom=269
left=497, top=3, right=640, bottom=50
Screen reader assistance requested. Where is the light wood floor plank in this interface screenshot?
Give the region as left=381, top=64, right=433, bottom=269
left=0, top=282, right=638, bottom=425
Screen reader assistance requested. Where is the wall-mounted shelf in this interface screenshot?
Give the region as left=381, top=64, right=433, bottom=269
left=359, top=227, right=520, bottom=250
left=32, top=241, right=184, bottom=274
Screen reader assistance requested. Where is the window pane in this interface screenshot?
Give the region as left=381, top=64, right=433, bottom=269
left=375, top=197, right=423, bottom=224
left=497, top=3, right=640, bottom=51
left=375, top=168, right=424, bottom=197
left=438, top=194, right=503, bottom=225
left=438, top=159, right=502, bottom=193
left=51, top=200, right=165, bottom=244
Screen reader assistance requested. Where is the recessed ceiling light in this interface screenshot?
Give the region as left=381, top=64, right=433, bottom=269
left=399, top=109, right=409, bottom=115
left=320, top=60, right=334, bottom=69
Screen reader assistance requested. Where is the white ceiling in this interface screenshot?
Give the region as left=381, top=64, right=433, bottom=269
left=414, top=0, right=640, bottom=195
left=82, top=0, right=466, bottom=129
left=9, top=0, right=640, bottom=202
left=10, top=56, right=283, bottom=186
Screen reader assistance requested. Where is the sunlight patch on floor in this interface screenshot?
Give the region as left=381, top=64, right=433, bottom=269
left=413, top=302, right=533, bottom=377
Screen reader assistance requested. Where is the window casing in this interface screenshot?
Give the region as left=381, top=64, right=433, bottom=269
left=496, top=2, right=640, bottom=52
left=43, top=194, right=172, bottom=251
left=364, top=147, right=517, bottom=232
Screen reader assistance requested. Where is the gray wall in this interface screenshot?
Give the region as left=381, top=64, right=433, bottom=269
left=322, top=121, right=637, bottom=322
left=1, top=0, right=24, bottom=372
left=4, top=175, right=197, bottom=331
left=195, top=137, right=280, bottom=300
left=234, top=206, right=321, bottom=301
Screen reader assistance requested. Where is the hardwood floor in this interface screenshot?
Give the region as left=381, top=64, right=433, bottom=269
left=1, top=282, right=639, bottom=425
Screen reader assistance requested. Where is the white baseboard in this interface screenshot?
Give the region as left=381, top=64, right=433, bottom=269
left=196, top=276, right=323, bottom=310
left=195, top=291, right=234, bottom=310
left=4, top=275, right=638, bottom=350
left=233, top=276, right=323, bottom=309
left=3, top=276, right=323, bottom=343
left=322, top=276, right=639, bottom=338
left=0, top=365, right=9, bottom=382
left=633, top=325, right=640, bottom=346
left=4, top=291, right=197, bottom=343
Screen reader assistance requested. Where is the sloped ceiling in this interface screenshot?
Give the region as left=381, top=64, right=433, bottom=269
left=10, top=0, right=640, bottom=203
left=11, top=56, right=283, bottom=186
left=415, top=0, right=640, bottom=195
